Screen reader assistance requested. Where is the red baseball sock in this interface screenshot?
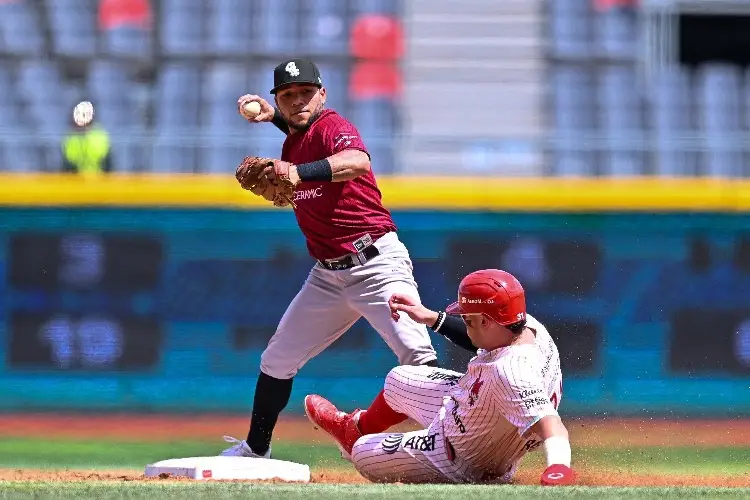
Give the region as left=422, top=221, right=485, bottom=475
left=356, top=390, right=408, bottom=435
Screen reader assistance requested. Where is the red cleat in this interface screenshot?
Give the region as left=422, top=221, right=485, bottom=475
left=304, top=394, right=363, bottom=460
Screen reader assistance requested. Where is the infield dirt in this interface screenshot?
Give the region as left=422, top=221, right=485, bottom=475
left=0, top=414, right=746, bottom=487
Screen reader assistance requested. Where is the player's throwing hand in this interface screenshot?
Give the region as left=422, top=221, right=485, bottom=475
left=540, top=464, right=577, bottom=486
left=388, top=294, right=439, bottom=325
left=237, top=94, right=275, bottom=123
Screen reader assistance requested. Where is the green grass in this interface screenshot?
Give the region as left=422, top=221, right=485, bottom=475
left=0, top=438, right=346, bottom=470
left=0, top=438, right=746, bottom=499
left=0, top=483, right=747, bottom=500
left=0, top=438, right=746, bottom=476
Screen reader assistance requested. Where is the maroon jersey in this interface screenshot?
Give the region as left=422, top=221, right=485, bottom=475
left=280, top=109, right=397, bottom=260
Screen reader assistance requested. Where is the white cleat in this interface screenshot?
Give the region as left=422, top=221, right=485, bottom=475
left=220, top=436, right=271, bottom=458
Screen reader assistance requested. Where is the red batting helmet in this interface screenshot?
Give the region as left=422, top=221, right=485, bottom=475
left=445, top=269, right=526, bottom=326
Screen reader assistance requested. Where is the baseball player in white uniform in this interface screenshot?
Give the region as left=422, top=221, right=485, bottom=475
left=304, top=269, right=576, bottom=485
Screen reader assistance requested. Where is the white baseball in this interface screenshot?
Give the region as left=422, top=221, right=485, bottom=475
left=243, top=101, right=262, bottom=119
left=73, top=101, right=94, bottom=126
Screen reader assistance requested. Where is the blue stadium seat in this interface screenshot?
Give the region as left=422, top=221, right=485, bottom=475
left=17, top=61, right=68, bottom=171
left=155, top=64, right=201, bottom=126
left=551, top=66, right=594, bottom=176
left=203, top=62, right=251, bottom=110
left=593, top=7, right=637, bottom=60
left=254, top=61, right=277, bottom=101
left=696, top=63, right=742, bottom=177
left=17, top=61, right=68, bottom=134
left=206, top=0, right=253, bottom=55
left=649, top=67, right=694, bottom=176
left=352, top=0, right=401, bottom=15
left=0, top=67, right=38, bottom=172
left=87, top=60, right=142, bottom=172
left=255, top=0, right=298, bottom=55
left=350, top=99, right=396, bottom=138
left=159, top=0, right=204, bottom=55
left=88, top=60, right=127, bottom=96
left=152, top=64, right=202, bottom=172
left=45, top=0, right=97, bottom=57
left=549, top=0, right=591, bottom=60
left=300, top=0, right=348, bottom=56
left=0, top=66, right=17, bottom=113
left=350, top=99, right=397, bottom=175
left=0, top=0, right=45, bottom=56
left=103, top=26, right=152, bottom=59
left=1, top=133, right=43, bottom=172
left=597, top=66, right=644, bottom=175
left=316, top=62, right=347, bottom=115
left=201, top=63, right=253, bottom=173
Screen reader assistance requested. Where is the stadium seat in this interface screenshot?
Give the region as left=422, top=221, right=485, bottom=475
left=17, top=61, right=68, bottom=133
left=549, top=0, right=591, bottom=60
left=201, top=63, right=253, bottom=173
left=350, top=14, right=403, bottom=60
left=99, top=0, right=152, bottom=58
left=87, top=61, right=130, bottom=104
left=551, top=66, right=595, bottom=176
left=696, top=63, right=742, bottom=177
left=597, top=66, right=644, bottom=175
left=45, top=0, right=97, bottom=58
left=99, top=0, right=151, bottom=27
left=254, top=0, right=298, bottom=55
left=351, top=0, right=402, bottom=15
left=0, top=67, right=38, bottom=172
left=152, top=64, right=201, bottom=172
left=593, top=7, right=637, bottom=59
left=86, top=60, right=143, bottom=172
left=0, top=0, right=45, bottom=56
left=159, top=0, right=203, bottom=56
left=649, top=67, right=695, bottom=177
left=203, top=63, right=251, bottom=122
left=350, top=99, right=397, bottom=138
left=1, top=134, right=43, bottom=172
left=206, top=0, right=253, bottom=56
left=103, top=26, right=152, bottom=59
left=315, top=62, right=347, bottom=115
left=299, top=0, right=348, bottom=56
left=349, top=61, right=401, bottom=100
left=350, top=98, right=397, bottom=175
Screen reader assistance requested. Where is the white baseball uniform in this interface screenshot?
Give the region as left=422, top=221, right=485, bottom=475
left=350, top=314, right=563, bottom=483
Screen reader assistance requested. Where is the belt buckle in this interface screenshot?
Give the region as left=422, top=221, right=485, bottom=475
left=322, top=256, right=352, bottom=271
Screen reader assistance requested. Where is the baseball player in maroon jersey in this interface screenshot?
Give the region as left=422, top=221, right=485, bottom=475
left=304, top=269, right=576, bottom=486
left=221, top=59, right=438, bottom=458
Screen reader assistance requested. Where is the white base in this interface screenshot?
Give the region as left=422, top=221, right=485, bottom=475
left=144, top=456, right=310, bottom=482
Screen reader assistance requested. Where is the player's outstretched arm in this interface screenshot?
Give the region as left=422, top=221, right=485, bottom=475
left=529, top=415, right=576, bottom=486
left=388, top=294, right=477, bottom=352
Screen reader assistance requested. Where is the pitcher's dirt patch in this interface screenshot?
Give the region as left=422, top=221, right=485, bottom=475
left=0, top=467, right=746, bottom=487
left=0, top=414, right=747, bottom=448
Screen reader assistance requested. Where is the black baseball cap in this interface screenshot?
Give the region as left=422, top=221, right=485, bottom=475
left=270, top=58, right=323, bottom=94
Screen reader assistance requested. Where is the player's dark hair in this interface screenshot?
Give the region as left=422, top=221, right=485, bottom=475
left=506, top=320, right=526, bottom=335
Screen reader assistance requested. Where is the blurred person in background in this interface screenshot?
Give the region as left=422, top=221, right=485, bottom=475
left=61, top=112, right=113, bottom=176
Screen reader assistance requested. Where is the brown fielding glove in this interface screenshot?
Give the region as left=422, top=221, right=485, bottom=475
left=235, top=156, right=297, bottom=208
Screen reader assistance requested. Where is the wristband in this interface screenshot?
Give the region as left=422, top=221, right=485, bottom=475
left=431, top=311, right=447, bottom=332
left=271, top=108, right=288, bottom=133
left=297, top=159, right=333, bottom=182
